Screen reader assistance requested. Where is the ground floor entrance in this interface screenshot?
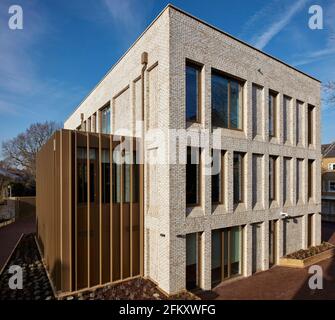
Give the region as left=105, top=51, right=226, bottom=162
left=211, top=226, right=243, bottom=287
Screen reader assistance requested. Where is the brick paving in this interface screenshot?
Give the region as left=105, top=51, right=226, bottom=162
left=198, top=222, right=335, bottom=300
left=0, top=217, right=35, bottom=271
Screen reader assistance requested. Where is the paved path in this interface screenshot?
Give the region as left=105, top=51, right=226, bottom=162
left=0, top=217, right=35, bottom=271
left=198, top=222, right=335, bottom=300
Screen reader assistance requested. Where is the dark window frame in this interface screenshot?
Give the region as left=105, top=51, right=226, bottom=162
left=186, top=60, right=202, bottom=124
left=211, top=69, right=244, bottom=131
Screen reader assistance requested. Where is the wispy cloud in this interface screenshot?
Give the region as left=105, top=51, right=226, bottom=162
left=251, top=0, right=309, bottom=50
left=102, top=0, right=148, bottom=32
left=292, top=1, right=335, bottom=67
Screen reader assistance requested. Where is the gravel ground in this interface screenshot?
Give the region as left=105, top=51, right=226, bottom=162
left=0, top=233, right=195, bottom=301
left=0, top=234, right=55, bottom=300
left=61, top=278, right=197, bottom=300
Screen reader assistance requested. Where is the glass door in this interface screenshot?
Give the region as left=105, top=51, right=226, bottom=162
left=186, top=233, right=201, bottom=290
left=269, top=220, right=277, bottom=267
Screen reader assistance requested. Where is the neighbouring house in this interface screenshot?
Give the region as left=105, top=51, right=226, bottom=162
left=322, top=143, right=335, bottom=221
left=36, top=4, right=322, bottom=297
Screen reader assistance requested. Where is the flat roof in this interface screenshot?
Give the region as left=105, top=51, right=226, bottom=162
left=66, top=3, right=320, bottom=122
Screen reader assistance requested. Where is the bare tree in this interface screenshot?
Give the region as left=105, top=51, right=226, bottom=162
left=324, top=81, right=335, bottom=105
left=2, top=121, right=61, bottom=179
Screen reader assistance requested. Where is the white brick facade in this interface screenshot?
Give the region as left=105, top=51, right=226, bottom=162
left=65, top=5, right=322, bottom=295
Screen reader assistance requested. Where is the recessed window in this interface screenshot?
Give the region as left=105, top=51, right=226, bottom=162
left=328, top=163, right=335, bottom=171
left=269, top=91, right=277, bottom=137
left=101, top=104, right=111, bottom=134
left=212, top=72, right=243, bottom=130
left=308, top=105, right=315, bottom=145
left=212, top=150, right=225, bottom=204
left=269, top=156, right=277, bottom=202
left=233, top=152, right=244, bottom=204
left=186, top=147, right=201, bottom=207
left=308, top=160, right=314, bottom=199
left=186, top=62, right=202, bottom=122
left=329, top=181, right=335, bottom=192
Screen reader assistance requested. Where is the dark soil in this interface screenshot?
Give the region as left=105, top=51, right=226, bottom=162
left=61, top=278, right=197, bottom=300
left=0, top=234, right=55, bottom=300
left=285, top=242, right=334, bottom=260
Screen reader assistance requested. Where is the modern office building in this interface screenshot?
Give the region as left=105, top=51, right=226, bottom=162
left=37, top=4, right=322, bottom=296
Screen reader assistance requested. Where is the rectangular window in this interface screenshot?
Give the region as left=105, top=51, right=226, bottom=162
left=296, top=100, right=303, bottom=145
left=233, top=152, right=244, bottom=204
left=186, top=232, right=201, bottom=290
left=212, top=150, right=224, bottom=204
left=308, top=105, right=314, bottom=145
left=283, top=95, right=292, bottom=144
left=283, top=157, right=292, bottom=204
left=92, top=113, right=97, bottom=133
left=296, top=159, right=304, bottom=203
left=328, top=163, right=335, bottom=171
left=186, top=147, right=200, bottom=207
left=211, top=226, right=242, bottom=287
left=269, top=91, right=277, bottom=137
left=101, top=104, right=111, bottom=134
left=329, top=181, right=335, bottom=192
left=212, top=72, right=243, bottom=130
left=308, top=160, right=314, bottom=199
left=186, top=62, right=201, bottom=122
left=269, top=156, right=277, bottom=202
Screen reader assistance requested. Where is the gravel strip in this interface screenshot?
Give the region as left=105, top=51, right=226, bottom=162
left=60, top=278, right=197, bottom=300
left=0, top=234, right=55, bottom=300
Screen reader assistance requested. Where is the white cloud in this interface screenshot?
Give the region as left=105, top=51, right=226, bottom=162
left=251, top=0, right=309, bottom=50
left=291, top=1, right=335, bottom=67
left=102, top=0, right=144, bottom=31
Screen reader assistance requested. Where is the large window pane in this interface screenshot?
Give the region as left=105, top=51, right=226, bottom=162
left=230, top=227, right=241, bottom=276
left=269, top=92, right=277, bottom=137
left=233, top=153, right=244, bottom=204
left=186, top=148, right=200, bottom=206
left=186, top=233, right=198, bottom=290
left=211, top=230, right=222, bottom=285
left=230, top=81, right=241, bottom=129
left=186, top=64, right=201, bottom=122
left=211, top=74, right=228, bottom=128
left=211, top=73, right=243, bottom=129
left=269, top=156, right=277, bottom=201
left=211, top=150, right=224, bottom=204
left=101, top=105, right=111, bottom=134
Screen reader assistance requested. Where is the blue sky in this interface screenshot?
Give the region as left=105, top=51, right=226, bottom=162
left=0, top=0, right=334, bottom=155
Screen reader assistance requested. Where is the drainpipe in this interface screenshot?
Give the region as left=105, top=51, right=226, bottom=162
left=140, top=52, right=148, bottom=276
